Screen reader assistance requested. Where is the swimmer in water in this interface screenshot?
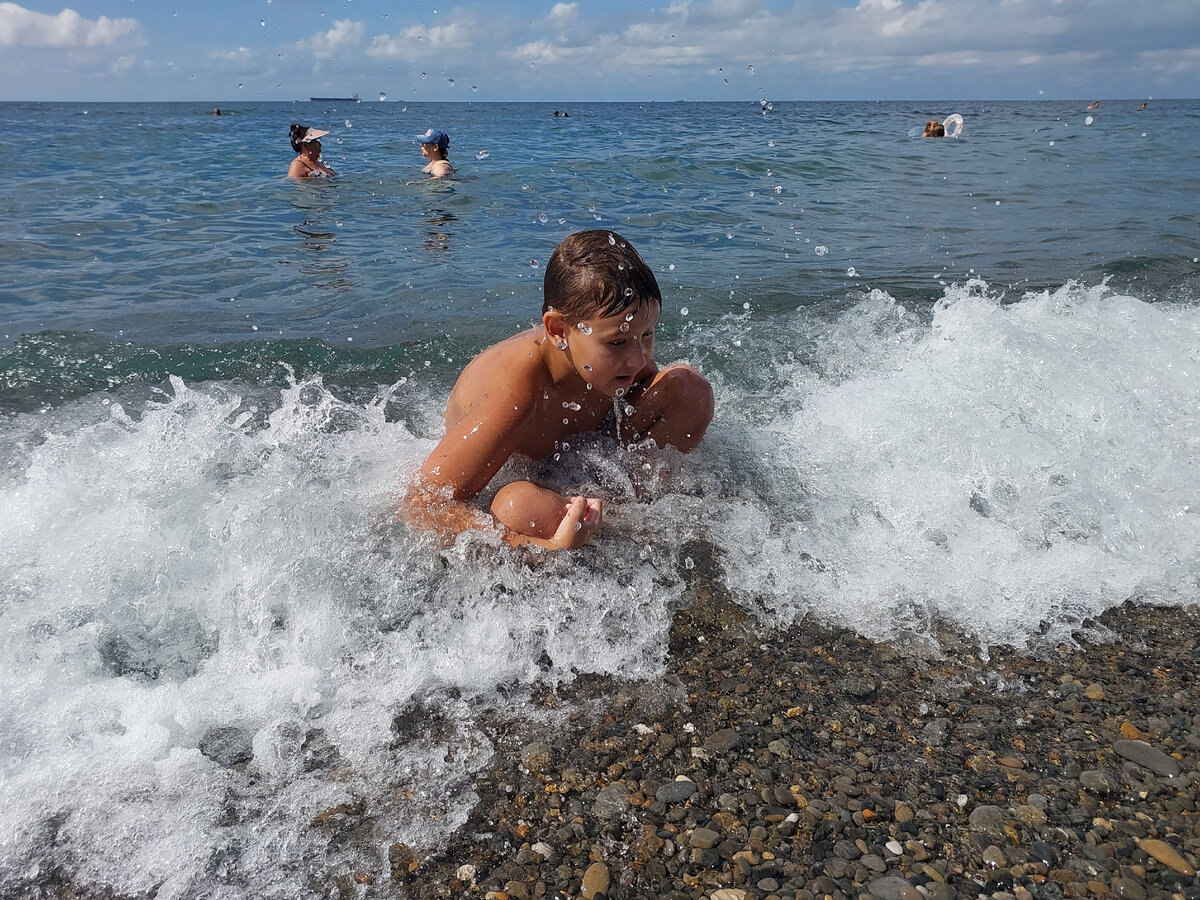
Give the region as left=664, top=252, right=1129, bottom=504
left=416, top=128, right=454, bottom=178
left=401, top=230, right=714, bottom=550
left=1086, top=100, right=1101, bottom=110
left=923, top=118, right=945, bottom=138
left=287, top=123, right=336, bottom=178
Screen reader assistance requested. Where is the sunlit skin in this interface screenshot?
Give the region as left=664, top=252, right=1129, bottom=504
left=420, top=142, right=454, bottom=178
left=403, top=299, right=713, bottom=550
left=287, top=138, right=336, bottom=178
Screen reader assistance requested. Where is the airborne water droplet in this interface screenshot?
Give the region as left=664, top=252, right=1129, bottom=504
left=476, top=150, right=489, bottom=159
left=448, top=78, right=455, bottom=86
left=529, top=258, right=539, bottom=268
left=747, top=65, right=755, bottom=74
left=680, top=307, right=689, bottom=316
left=577, top=323, right=592, bottom=335
left=539, top=213, right=548, bottom=224
left=420, top=72, right=427, bottom=79
left=378, top=91, right=387, bottom=101
left=471, top=85, right=478, bottom=92
left=815, top=245, right=829, bottom=256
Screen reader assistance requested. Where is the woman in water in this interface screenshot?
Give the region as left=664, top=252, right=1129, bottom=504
left=287, top=123, right=337, bottom=178
left=922, top=118, right=945, bottom=138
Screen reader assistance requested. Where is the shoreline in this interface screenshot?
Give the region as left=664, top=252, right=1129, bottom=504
left=382, top=590, right=1200, bottom=900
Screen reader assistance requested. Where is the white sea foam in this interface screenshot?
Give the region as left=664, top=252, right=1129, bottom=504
left=715, top=280, right=1200, bottom=649
left=1, top=280, right=1198, bottom=894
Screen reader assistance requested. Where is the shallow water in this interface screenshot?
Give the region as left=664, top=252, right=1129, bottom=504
left=1, top=99, right=1199, bottom=897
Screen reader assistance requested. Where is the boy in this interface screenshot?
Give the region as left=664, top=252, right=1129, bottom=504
left=404, top=230, right=714, bottom=550
left=416, top=128, right=455, bottom=178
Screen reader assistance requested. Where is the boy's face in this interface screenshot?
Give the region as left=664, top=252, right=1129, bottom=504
left=562, top=300, right=660, bottom=398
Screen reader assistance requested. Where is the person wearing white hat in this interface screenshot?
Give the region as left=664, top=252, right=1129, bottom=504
left=287, top=122, right=337, bottom=178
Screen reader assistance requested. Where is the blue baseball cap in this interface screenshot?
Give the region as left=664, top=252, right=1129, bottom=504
left=415, top=128, right=449, bottom=150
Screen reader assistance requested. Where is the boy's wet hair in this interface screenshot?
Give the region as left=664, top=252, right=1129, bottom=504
left=543, top=230, right=662, bottom=320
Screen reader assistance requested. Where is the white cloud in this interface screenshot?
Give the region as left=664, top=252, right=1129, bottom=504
left=367, top=16, right=476, bottom=60
left=0, top=3, right=141, bottom=48
left=547, top=3, right=579, bottom=28
left=210, top=46, right=254, bottom=66
left=302, top=18, right=365, bottom=55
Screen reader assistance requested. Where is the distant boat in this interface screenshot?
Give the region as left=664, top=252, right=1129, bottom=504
left=310, top=94, right=360, bottom=103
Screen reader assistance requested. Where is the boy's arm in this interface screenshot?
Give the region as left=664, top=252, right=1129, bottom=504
left=400, top=390, right=598, bottom=549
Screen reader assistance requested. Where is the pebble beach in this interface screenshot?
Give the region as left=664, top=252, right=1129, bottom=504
left=367, top=574, right=1200, bottom=900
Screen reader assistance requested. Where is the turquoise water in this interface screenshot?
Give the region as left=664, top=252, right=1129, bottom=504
left=1, top=100, right=1199, bottom=897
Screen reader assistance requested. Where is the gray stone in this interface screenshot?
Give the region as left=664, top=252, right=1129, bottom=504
left=592, top=783, right=630, bottom=819
left=834, top=839, right=861, bottom=860
left=967, top=804, right=1007, bottom=835
left=868, top=875, right=920, bottom=900
left=656, top=778, right=697, bottom=804
left=861, top=853, right=887, bottom=873
left=1080, top=769, right=1119, bottom=794
left=690, top=827, right=720, bottom=850
left=1111, top=877, right=1148, bottom=900
left=199, top=726, right=253, bottom=767
left=1113, top=739, right=1181, bottom=777
left=704, top=728, right=740, bottom=754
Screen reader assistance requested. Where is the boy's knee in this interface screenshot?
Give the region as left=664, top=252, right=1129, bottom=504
left=660, top=364, right=714, bottom=422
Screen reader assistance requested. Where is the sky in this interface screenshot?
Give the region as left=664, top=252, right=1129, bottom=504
left=1, top=0, right=1197, bottom=103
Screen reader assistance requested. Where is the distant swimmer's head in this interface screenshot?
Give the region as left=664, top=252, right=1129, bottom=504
left=416, top=128, right=450, bottom=159
left=543, top=230, right=662, bottom=322
left=290, top=122, right=329, bottom=153
left=923, top=118, right=943, bottom=137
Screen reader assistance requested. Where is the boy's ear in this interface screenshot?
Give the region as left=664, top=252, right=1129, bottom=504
left=543, top=309, right=568, bottom=341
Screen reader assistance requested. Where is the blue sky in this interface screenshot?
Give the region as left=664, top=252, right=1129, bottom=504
left=2, top=0, right=1197, bottom=102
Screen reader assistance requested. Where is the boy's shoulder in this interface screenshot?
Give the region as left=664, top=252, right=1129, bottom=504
left=449, top=328, right=549, bottom=413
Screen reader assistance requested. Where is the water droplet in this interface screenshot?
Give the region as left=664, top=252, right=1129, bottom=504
left=522, top=184, right=530, bottom=191
left=680, top=307, right=689, bottom=316
left=815, top=245, right=828, bottom=256
left=1085, top=115, right=1094, bottom=125
left=260, top=19, right=265, bottom=27
left=583, top=364, right=592, bottom=371
left=562, top=418, right=569, bottom=424
left=420, top=72, right=427, bottom=79
left=668, top=263, right=675, bottom=271
left=344, top=119, right=352, bottom=128
left=619, top=322, right=629, bottom=333
left=476, top=149, right=489, bottom=159
left=614, top=387, right=626, bottom=397
left=237, top=83, right=243, bottom=89
left=995, top=200, right=1001, bottom=206
left=684, top=557, right=695, bottom=570
left=448, top=78, right=455, bottom=86
left=743, top=302, right=750, bottom=310
left=471, top=85, right=478, bottom=92
left=608, top=233, right=616, bottom=245
left=529, top=258, right=539, bottom=268
left=539, top=213, right=548, bottom=224
left=747, top=65, right=755, bottom=74
left=378, top=91, right=387, bottom=101
left=577, top=323, right=592, bottom=334
left=1048, top=140, right=1055, bottom=146
left=529, top=62, right=535, bottom=68
left=847, top=266, right=858, bottom=277
left=623, top=288, right=634, bottom=299
left=558, top=218, right=565, bottom=225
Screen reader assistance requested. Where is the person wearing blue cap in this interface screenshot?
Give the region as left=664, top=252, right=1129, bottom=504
left=416, top=128, right=454, bottom=178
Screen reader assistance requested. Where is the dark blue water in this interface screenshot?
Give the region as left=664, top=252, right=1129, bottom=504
left=1, top=100, right=1198, bottom=898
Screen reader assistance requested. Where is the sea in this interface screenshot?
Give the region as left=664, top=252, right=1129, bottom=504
left=1, top=98, right=1198, bottom=897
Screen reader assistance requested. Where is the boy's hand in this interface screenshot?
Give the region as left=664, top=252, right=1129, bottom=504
left=549, top=496, right=603, bottom=549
